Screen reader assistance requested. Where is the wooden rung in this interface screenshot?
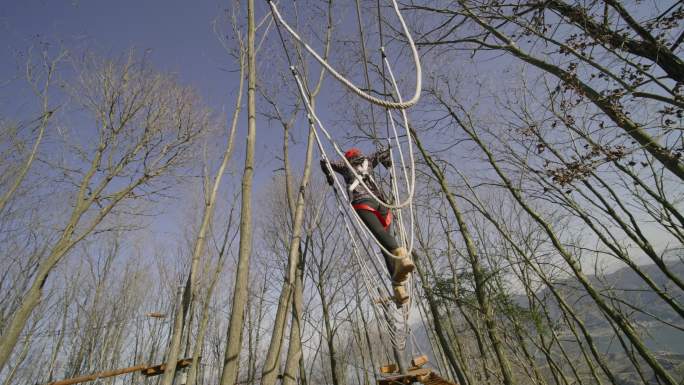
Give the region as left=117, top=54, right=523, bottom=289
left=411, top=355, right=429, bottom=368
left=380, top=364, right=398, bottom=374
left=378, top=368, right=431, bottom=385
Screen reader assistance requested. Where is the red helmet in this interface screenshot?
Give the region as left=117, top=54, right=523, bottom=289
left=344, top=147, right=361, bottom=159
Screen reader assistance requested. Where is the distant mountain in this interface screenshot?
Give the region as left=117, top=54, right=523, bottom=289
left=534, top=259, right=684, bottom=384
left=410, top=259, right=684, bottom=384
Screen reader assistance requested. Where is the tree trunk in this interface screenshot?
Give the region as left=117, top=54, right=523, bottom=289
left=220, top=0, right=257, bottom=382
left=282, top=251, right=305, bottom=385
left=413, top=255, right=469, bottom=385
left=166, top=45, right=244, bottom=385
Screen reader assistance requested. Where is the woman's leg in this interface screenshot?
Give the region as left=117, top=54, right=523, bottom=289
left=356, top=205, right=414, bottom=306
left=356, top=208, right=398, bottom=274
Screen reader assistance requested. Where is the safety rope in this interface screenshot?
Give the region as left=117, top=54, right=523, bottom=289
left=292, top=71, right=411, bottom=260
left=353, top=0, right=378, bottom=142
left=267, top=0, right=422, bottom=110
left=277, top=36, right=411, bottom=348
left=268, top=0, right=422, bottom=354
left=310, top=44, right=418, bottom=211
left=308, top=111, right=412, bottom=349
left=268, top=0, right=417, bottom=212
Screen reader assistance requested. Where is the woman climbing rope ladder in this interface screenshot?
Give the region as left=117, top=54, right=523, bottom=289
left=320, top=147, right=415, bottom=305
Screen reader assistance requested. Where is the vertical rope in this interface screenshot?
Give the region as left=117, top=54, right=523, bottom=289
left=267, top=0, right=426, bottom=357
left=354, top=0, right=379, bottom=143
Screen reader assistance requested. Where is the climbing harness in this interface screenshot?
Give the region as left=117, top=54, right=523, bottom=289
left=352, top=202, right=392, bottom=230
left=347, top=158, right=370, bottom=196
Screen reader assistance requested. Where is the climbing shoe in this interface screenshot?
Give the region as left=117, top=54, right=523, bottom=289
left=391, top=247, right=415, bottom=284
left=392, top=282, right=409, bottom=306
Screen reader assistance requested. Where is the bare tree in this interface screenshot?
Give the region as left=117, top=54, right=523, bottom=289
left=160, top=24, right=244, bottom=385
left=0, top=45, right=65, bottom=214
left=259, top=2, right=333, bottom=384
left=0, top=51, right=206, bottom=372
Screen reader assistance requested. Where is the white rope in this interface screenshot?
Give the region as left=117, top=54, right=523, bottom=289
left=382, top=53, right=417, bottom=254
left=334, top=192, right=407, bottom=347
left=292, top=71, right=411, bottom=261
left=272, top=5, right=423, bottom=350
left=379, top=52, right=423, bottom=345
left=290, top=68, right=419, bottom=350
left=315, top=119, right=410, bottom=348
left=268, top=0, right=422, bottom=110
left=269, top=2, right=417, bottom=211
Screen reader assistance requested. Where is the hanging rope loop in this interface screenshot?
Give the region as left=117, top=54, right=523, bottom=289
left=268, top=0, right=421, bottom=352
left=268, top=0, right=422, bottom=110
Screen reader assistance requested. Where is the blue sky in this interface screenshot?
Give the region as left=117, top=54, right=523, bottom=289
left=0, top=0, right=409, bottom=157
left=1, top=0, right=241, bottom=111
left=0, top=0, right=291, bottom=248
left=0, top=1, right=421, bottom=243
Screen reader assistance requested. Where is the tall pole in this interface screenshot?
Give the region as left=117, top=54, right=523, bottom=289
left=220, top=0, right=256, bottom=384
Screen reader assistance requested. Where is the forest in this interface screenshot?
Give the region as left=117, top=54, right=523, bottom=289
left=0, top=1, right=682, bottom=385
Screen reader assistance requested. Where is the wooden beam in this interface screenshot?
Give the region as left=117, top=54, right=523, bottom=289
left=46, top=357, right=198, bottom=385
left=411, top=355, right=429, bottom=368
left=145, top=312, right=166, bottom=318
left=47, top=365, right=147, bottom=385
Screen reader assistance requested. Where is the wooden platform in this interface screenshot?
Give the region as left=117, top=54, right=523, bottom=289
left=379, top=370, right=458, bottom=385
left=378, top=368, right=431, bottom=385
left=419, top=372, right=458, bottom=385
left=377, top=356, right=456, bottom=385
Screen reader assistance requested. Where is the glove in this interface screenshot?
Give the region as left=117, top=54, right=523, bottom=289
left=320, top=159, right=334, bottom=186
left=380, top=148, right=392, bottom=168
